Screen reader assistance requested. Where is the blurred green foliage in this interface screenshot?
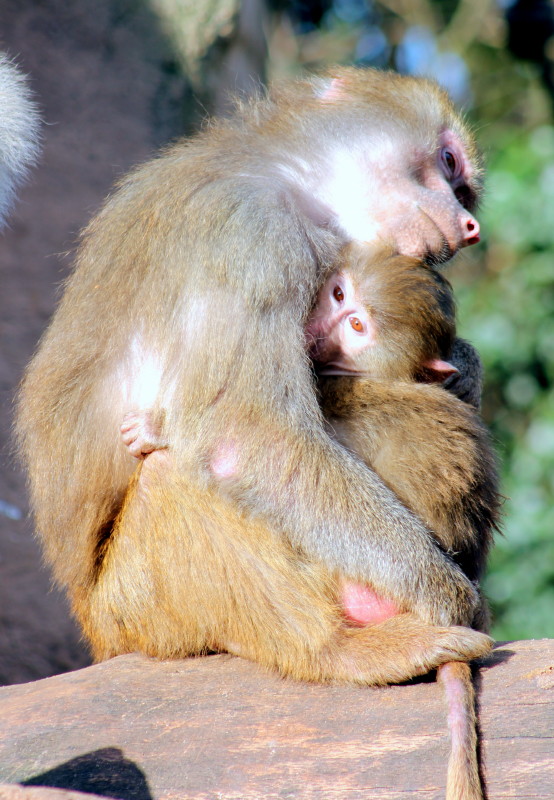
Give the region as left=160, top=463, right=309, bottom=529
left=455, top=125, right=554, bottom=639
left=268, top=0, right=554, bottom=639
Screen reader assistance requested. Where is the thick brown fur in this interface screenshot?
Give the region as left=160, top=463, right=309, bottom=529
left=322, top=375, right=497, bottom=591
left=317, top=246, right=499, bottom=598
left=81, top=448, right=491, bottom=689
left=17, top=69, right=491, bottom=677
left=316, top=247, right=499, bottom=800
left=108, top=247, right=494, bottom=796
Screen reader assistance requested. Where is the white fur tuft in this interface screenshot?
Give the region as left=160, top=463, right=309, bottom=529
left=0, top=54, right=41, bottom=226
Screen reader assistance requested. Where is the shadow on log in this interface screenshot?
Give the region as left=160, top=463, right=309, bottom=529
left=0, top=640, right=552, bottom=799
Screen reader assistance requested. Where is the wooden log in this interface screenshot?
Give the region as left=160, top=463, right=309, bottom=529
left=0, top=640, right=552, bottom=799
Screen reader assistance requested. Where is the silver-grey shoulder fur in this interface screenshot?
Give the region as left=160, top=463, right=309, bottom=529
left=0, top=54, right=40, bottom=226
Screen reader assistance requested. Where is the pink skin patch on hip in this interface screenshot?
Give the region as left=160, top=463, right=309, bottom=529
left=211, top=441, right=239, bottom=479
left=341, top=581, right=399, bottom=625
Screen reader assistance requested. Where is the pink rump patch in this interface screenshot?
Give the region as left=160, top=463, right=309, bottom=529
left=341, top=582, right=399, bottom=626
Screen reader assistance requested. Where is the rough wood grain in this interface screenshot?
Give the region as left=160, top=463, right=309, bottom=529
left=0, top=640, right=552, bottom=800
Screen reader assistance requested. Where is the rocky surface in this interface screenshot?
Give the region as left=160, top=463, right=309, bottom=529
left=0, top=640, right=552, bottom=799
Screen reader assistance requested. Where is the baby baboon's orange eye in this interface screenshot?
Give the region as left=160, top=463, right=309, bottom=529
left=350, top=316, right=363, bottom=332
left=333, top=285, right=344, bottom=302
